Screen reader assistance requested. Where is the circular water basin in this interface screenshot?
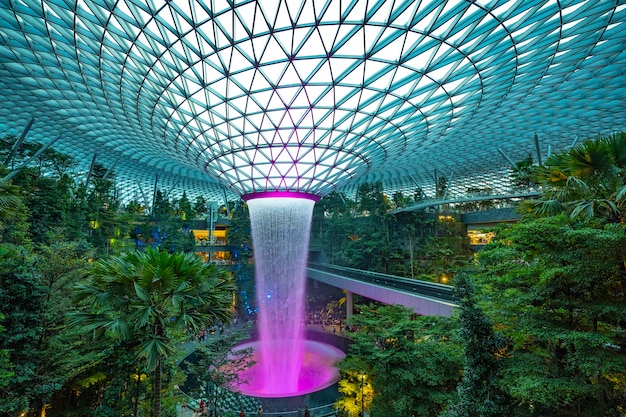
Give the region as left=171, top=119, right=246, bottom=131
left=229, top=339, right=345, bottom=398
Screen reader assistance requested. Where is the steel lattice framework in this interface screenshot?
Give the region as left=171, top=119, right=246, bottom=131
left=1, top=0, right=626, bottom=203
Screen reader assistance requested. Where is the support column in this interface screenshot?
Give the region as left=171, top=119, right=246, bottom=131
left=534, top=132, right=543, bottom=166
left=4, top=118, right=34, bottom=166
left=496, top=147, right=517, bottom=168
left=346, top=290, right=354, bottom=321
left=5, top=133, right=62, bottom=180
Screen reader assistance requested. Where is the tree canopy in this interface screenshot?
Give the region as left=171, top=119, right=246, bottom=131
left=68, top=248, right=236, bottom=417
left=338, top=304, right=462, bottom=417
left=476, top=216, right=626, bottom=416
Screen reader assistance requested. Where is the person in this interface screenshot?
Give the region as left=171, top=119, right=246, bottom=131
left=256, top=405, right=263, bottom=417
left=297, top=405, right=304, bottom=417
left=304, top=406, right=310, bottom=417
left=239, top=410, right=246, bottom=417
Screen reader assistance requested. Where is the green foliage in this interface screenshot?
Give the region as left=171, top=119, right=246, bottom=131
left=336, top=369, right=374, bottom=417
left=391, top=191, right=413, bottom=209
left=69, top=248, right=236, bottom=369
left=82, top=163, right=121, bottom=254
left=125, top=199, right=147, bottom=214
left=356, top=181, right=391, bottom=218
left=521, top=132, right=626, bottom=223
left=334, top=219, right=394, bottom=272
left=126, top=190, right=199, bottom=254
left=222, top=200, right=256, bottom=316
left=0, top=314, right=14, bottom=391
left=443, top=273, right=511, bottom=417
left=476, top=216, right=626, bottom=416
left=310, top=184, right=471, bottom=279
left=0, top=137, right=77, bottom=179
left=0, top=241, right=95, bottom=416
left=0, top=244, right=47, bottom=414
left=437, top=176, right=448, bottom=198
left=0, top=177, right=22, bottom=230
left=68, top=248, right=236, bottom=417
left=227, top=200, right=251, bottom=249
left=1, top=199, right=33, bottom=248
left=510, top=155, right=536, bottom=189
left=2, top=143, right=121, bottom=250
left=0, top=139, right=245, bottom=415
left=153, top=190, right=172, bottom=222
left=338, top=304, right=462, bottom=417
left=193, top=196, right=208, bottom=217
left=175, top=191, right=193, bottom=220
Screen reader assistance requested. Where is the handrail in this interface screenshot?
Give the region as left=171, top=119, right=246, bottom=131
left=307, top=262, right=457, bottom=304
left=391, top=190, right=540, bottom=213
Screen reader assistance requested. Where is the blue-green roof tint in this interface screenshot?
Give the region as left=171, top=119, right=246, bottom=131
left=1, top=0, right=625, bottom=202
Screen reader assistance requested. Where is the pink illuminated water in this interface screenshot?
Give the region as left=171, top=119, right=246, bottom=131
left=247, top=196, right=316, bottom=395
left=230, top=339, right=345, bottom=397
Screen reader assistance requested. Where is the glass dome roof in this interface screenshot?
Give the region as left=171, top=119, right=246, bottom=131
left=1, top=0, right=625, bottom=202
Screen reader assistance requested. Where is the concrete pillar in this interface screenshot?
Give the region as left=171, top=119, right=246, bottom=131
left=346, top=290, right=354, bottom=320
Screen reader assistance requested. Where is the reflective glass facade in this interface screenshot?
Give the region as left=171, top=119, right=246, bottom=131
left=1, top=1, right=625, bottom=201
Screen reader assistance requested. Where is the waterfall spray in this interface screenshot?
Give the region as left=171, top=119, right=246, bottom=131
left=246, top=192, right=317, bottom=394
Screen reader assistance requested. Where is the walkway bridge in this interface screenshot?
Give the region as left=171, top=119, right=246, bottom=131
left=391, top=190, right=540, bottom=213
left=306, top=262, right=458, bottom=317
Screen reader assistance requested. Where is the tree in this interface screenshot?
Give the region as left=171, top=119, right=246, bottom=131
left=338, top=304, right=462, bottom=417
left=509, top=155, right=535, bottom=189
left=337, top=220, right=403, bottom=274
left=477, top=216, right=626, bottom=416
left=226, top=200, right=251, bottom=249
left=0, top=178, right=22, bottom=232
left=444, top=273, right=511, bottom=417
left=82, top=163, right=120, bottom=254
left=437, top=176, right=448, bottom=198
left=356, top=181, right=390, bottom=218
left=152, top=190, right=172, bottom=222
left=0, top=244, right=47, bottom=415
left=175, top=191, right=193, bottom=221
left=25, top=242, right=97, bottom=415
left=522, top=132, right=626, bottom=223
left=68, top=248, right=237, bottom=417
left=336, top=368, right=374, bottom=417
left=391, top=191, right=412, bottom=209
left=193, top=196, right=208, bottom=218
left=23, top=175, right=73, bottom=244
left=0, top=176, right=31, bottom=247
left=311, top=191, right=350, bottom=243
left=0, top=313, right=14, bottom=399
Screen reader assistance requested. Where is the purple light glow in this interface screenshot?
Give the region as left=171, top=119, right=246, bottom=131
left=228, top=340, right=345, bottom=398
left=242, top=190, right=321, bottom=202
left=247, top=195, right=317, bottom=395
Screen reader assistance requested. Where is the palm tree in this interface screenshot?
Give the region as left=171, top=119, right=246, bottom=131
left=0, top=178, right=22, bottom=230
left=68, top=248, right=236, bottom=417
left=521, top=132, right=626, bottom=222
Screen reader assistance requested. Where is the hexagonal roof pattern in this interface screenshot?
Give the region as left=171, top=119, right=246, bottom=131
left=1, top=0, right=626, bottom=203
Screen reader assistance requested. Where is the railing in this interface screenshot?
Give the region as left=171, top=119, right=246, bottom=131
left=391, top=189, right=539, bottom=214
left=179, top=386, right=339, bottom=417
left=307, top=262, right=457, bottom=304
left=224, top=404, right=338, bottom=417
left=210, top=259, right=238, bottom=265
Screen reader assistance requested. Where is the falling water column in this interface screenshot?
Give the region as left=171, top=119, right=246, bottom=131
left=244, top=192, right=319, bottom=395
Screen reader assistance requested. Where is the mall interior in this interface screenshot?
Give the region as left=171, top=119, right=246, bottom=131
left=1, top=1, right=626, bottom=417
